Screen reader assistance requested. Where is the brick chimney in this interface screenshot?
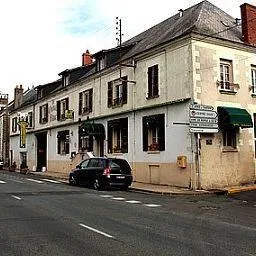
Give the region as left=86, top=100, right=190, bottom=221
left=82, top=50, right=93, bottom=66
left=14, top=85, right=23, bottom=109
left=240, top=3, right=256, bottom=45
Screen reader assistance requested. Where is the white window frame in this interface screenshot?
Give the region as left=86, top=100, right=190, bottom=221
left=219, top=59, right=233, bottom=91
left=251, top=66, right=256, bottom=94
left=82, top=91, right=90, bottom=113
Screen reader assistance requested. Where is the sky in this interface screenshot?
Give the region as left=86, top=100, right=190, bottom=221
left=0, top=0, right=255, bottom=101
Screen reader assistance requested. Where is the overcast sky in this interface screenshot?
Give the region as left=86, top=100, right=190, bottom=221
left=0, top=0, right=255, bottom=100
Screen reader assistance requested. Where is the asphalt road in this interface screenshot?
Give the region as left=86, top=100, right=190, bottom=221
left=0, top=171, right=255, bottom=256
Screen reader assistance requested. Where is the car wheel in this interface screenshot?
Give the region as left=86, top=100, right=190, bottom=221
left=93, top=179, right=102, bottom=190
left=121, top=185, right=129, bottom=191
left=69, top=175, right=79, bottom=186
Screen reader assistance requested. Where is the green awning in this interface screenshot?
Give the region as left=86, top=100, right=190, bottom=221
left=217, top=107, right=253, bottom=128
left=79, top=122, right=105, bottom=139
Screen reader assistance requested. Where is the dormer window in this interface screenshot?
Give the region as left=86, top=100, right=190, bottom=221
left=37, top=89, right=43, bottom=99
left=97, top=56, right=106, bottom=71
left=63, top=74, right=70, bottom=87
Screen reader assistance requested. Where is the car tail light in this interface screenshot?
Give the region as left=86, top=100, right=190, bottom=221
left=103, top=167, right=111, bottom=178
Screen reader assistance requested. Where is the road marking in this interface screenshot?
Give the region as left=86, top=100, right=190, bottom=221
left=9, top=179, right=23, bottom=183
left=112, top=197, right=125, bottom=200
left=12, top=195, right=21, bottom=200
left=42, top=179, right=60, bottom=184
left=125, top=200, right=141, bottom=204
left=100, top=195, right=113, bottom=198
left=79, top=223, right=114, bottom=238
left=26, top=178, right=44, bottom=184
left=0, top=180, right=6, bottom=184
left=144, top=204, right=161, bottom=207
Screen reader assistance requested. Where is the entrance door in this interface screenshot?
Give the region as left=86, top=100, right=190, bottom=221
left=36, top=132, right=47, bottom=171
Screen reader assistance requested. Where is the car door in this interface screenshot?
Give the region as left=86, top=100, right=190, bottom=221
left=86, top=158, right=100, bottom=183
left=78, top=159, right=89, bottom=183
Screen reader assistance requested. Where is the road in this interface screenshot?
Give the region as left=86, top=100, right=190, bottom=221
left=0, top=171, right=255, bottom=256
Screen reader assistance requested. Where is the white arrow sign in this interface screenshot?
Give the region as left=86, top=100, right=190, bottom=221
left=190, top=122, right=218, bottom=128
left=189, top=109, right=218, bottom=118
left=190, top=117, right=218, bottom=123
left=190, top=127, right=219, bottom=133
left=190, top=104, right=214, bottom=111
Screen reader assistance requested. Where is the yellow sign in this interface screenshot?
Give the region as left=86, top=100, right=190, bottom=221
left=65, top=110, right=74, bottom=119
left=19, top=121, right=28, bottom=148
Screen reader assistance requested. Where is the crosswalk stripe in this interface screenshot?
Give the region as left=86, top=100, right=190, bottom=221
left=42, top=179, right=60, bottom=184
left=100, top=195, right=113, bottom=198
left=0, top=180, right=6, bottom=184
left=26, top=178, right=44, bottom=184
left=112, top=197, right=126, bottom=200
left=12, top=195, right=21, bottom=200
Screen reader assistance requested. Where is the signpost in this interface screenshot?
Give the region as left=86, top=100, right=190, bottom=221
left=189, top=104, right=218, bottom=133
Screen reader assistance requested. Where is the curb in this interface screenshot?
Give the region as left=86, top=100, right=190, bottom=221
left=227, top=186, right=256, bottom=195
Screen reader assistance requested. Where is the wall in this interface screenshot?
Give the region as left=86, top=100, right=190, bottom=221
left=193, top=40, right=256, bottom=188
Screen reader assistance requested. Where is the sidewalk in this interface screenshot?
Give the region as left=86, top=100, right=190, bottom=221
left=5, top=169, right=256, bottom=195
left=27, top=170, right=211, bottom=195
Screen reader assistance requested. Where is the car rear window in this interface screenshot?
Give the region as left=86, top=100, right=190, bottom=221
left=110, top=159, right=131, bottom=173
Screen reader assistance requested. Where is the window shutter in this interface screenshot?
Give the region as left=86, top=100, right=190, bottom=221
left=142, top=117, right=148, bottom=151
left=108, top=82, right=113, bottom=107
left=66, top=141, right=70, bottom=154
left=153, top=65, right=159, bottom=95
left=66, top=98, right=69, bottom=110
left=122, top=77, right=127, bottom=104
left=57, top=137, right=61, bottom=154
left=46, top=104, right=49, bottom=122
left=107, top=123, right=113, bottom=153
left=39, top=106, right=42, bottom=123
left=57, top=101, right=60, bottom=120
left=89, top=89, right=93, bottom=112
left=78, top=92, right=82, bottom=115
left=148, top=67, right=152, bottom=97
left=158, top=114, right=165, bottom=151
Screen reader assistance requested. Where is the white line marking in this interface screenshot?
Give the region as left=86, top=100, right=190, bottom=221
left=100, top=195, right=113, bottom=198
left=26, top=178, right=44, bottom=184
left=12, top=195, right=21, bottom=200
left=42, top=179, right=60, bottom=184
left=125, top=200, right=141, bottom=204
left=112, top=197, right=125, bottom=200
left=9, top=179, right=23, bottom=183
left=0, top=180, right=6, bottom=184
left=79, top=223, right=114, bottom=238
left=144, top=204, right=161, bottom=207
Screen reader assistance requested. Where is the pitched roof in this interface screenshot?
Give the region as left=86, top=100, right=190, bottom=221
left=121, top=0, right=243, bottom=60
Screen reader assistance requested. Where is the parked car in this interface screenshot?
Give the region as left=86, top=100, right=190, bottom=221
left=69, top=157, right=133, bottom=190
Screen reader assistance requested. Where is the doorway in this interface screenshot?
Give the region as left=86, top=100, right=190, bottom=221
left=36, top=132, right=47, bottom=171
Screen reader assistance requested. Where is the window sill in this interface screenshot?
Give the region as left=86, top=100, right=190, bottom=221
left=146, top=95, right=159, bottom=100
left=112, top=152, right=124, bottom=156
left=147, top=150, right=160, bottom=154
left=222, top=147, right=238, bottom=153
left=219, top=89, right=237, bottom=95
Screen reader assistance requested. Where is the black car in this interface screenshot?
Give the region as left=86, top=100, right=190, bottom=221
left=69, top=157, right=133, bottom=190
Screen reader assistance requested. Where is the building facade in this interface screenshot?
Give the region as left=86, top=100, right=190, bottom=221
left=8, top=1, right=256, bottom=189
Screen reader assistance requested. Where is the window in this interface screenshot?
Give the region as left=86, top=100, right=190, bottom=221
left=108, top=118, right=128, bottom=153
left=37, top=89, right=43, bottom=99
left=57, top=98, right=69, bottom=121
left=97, top=57, right=106, bottom=71
left=57, top=130, right=70, bottom=155
left=222, top=126, right=237, bottom=149
left=142, top=114, right=165, bottom=152
left=12, top=117, right=18, bottom=132
left=79, top=89, right=93, bottom=115
left=80, top=159, right=89, bottom=169
left=219, top=59, right=234, bottom=91
left=78, top=134, right=93, bottom=152
left=251, top=65, right=256, bottom=94
left=62, top=74, right=70, bottom=87
left=26, top=112, right=33, bottom=128
left=108, top=76, right=127, bottom=107
left=147, top=65, right=159, bottom=98
left=254, top=114, right=256, bottom=157
left=39, top=104, right=48, bottom=124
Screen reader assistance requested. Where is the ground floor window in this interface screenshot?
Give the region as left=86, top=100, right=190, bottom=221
left=222, top=125, right=237, bottom=148
left=142, top=114, right=165, bottom=151
left=57, top=130, right=70, bottom=155
left=108, top=118, right=128, bottom=153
